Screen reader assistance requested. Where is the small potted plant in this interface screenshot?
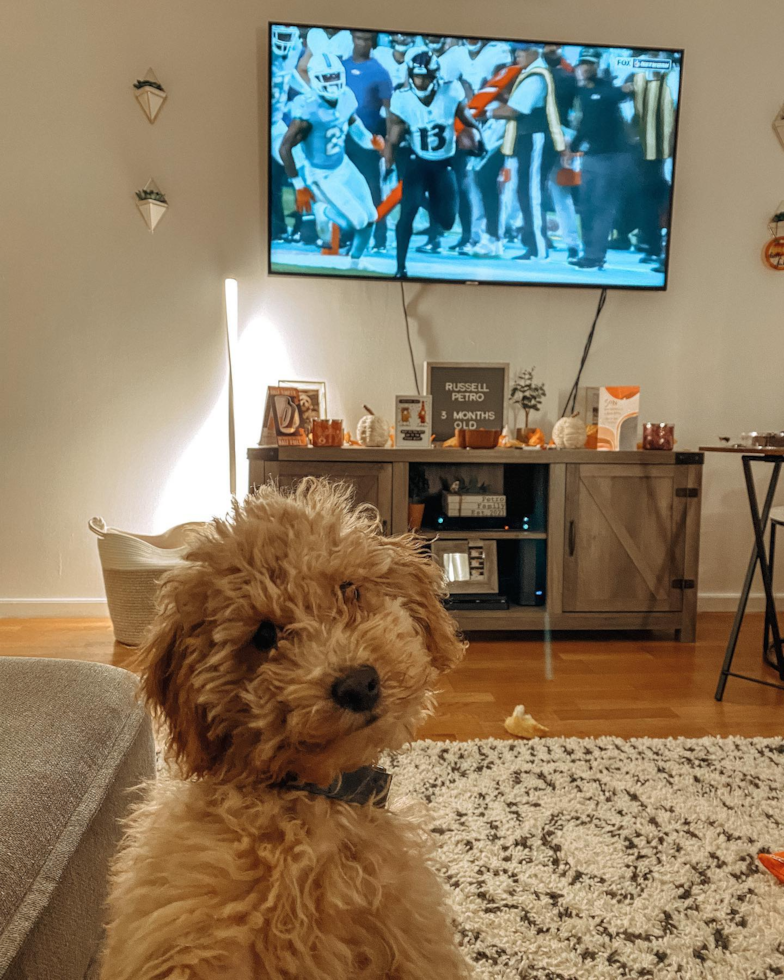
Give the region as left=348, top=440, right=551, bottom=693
left=408, top=466, right=430, bottom=530
left=134, top=69, right=167, bottom=123
left=135, top=181, right=168, bottom=232
left=509, top=367, right=546, bottom=444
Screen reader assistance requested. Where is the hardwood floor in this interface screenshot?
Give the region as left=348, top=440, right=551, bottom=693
left=1, top=613, right=782, bottom=741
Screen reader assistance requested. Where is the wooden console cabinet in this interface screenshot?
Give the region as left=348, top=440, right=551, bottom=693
left=248, top=447, right=703, bottom=641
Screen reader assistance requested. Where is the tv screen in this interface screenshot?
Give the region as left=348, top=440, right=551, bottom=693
left=268, top=24, right=683, bottom=290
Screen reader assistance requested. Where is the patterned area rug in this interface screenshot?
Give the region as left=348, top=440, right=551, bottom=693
left=384, top=737, right=784, bottom=980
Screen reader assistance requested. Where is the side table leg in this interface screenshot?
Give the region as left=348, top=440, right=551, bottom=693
left=744, top=458, right=784, bottom=679
left=715, top=459, right=782, bottom=700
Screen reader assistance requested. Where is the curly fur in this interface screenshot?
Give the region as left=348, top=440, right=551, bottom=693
left=101, top=479, right=472, bottom=980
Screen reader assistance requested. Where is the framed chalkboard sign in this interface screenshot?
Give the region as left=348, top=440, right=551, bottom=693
left=425, top=362, right=509, bottom=443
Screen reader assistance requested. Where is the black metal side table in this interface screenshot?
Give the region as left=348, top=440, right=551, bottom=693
left=701, top=447, right=784, bottom=700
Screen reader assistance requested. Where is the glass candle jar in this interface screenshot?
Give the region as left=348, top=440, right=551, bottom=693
left=311, top=419, right=344, bottom=447
left=642, top=422, right=675, bottom=451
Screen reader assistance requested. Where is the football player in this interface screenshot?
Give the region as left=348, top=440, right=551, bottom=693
left=270, top=25, right=307, bottom=241
left=279, top=53, right=385, bottom=261
left=384, top=46, right=484, bottom=278
left=270, top=24, right=305, bottom=161
left=373, top=33, right=416, bottom=89
left=296, top=27, right=353, bottom=90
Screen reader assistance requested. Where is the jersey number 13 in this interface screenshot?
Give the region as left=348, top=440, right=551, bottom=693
left=417, top=123, right=447, bottom=153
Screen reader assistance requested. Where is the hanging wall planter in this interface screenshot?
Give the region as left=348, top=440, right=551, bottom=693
left=134, top=69, right=167, bottom=123
left=136, top=179, right=168, bottom=232
left=774, top=103, right=784, bottom=151
left=763, top=201, right=784, bottom=271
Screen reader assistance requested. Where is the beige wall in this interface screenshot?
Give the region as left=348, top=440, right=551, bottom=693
left=2, top=0, right=783, bottom=614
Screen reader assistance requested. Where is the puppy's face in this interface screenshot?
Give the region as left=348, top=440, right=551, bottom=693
left=142, top=480, right=465, bottom=787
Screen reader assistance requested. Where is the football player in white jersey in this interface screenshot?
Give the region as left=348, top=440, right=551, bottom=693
left=441, top=39, right=512, bottom=98
left=372, top=33, right=416, bottom=90
left=270, top=25, right=307, bottom=161
left=385, top=46, right=483, bottom=278
left=270, top=25, right=308, bottom=240
left=279, top=53, right=385, bottom=261
left=296, top=27, right=353, bottom=89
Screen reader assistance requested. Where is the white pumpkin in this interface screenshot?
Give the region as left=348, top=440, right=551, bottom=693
left=357, top=412, right=389, bottom=447
left=552, top=413, right=587, bottom=450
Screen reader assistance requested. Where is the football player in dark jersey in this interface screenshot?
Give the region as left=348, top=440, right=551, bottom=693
left=384, top=47, right=483, bottom=278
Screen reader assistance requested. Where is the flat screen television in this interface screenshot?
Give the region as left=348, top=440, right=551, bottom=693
left=268, top=24, right=683, bottom=290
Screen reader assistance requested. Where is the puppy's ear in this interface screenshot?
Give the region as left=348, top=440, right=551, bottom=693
left=382, top=534, right=466, bottom=672
left=139, top=571, right=227, bottom=777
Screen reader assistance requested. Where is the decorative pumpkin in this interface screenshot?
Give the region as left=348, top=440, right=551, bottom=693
left=552, top=413, right=587, bottom=450
left=357, top=406, right=389, bottom=448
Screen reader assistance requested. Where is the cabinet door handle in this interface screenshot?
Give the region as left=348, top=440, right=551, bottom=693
left=568, top=520, right=576, bottom=557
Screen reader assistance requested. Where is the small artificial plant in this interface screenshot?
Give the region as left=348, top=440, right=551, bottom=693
left=134, top=78, right=165, bottom=92
left=510, top=367, right=546, bottom=431
left=136, top=188, right=168, bottom=203
left=408, top=465, right=430, bottom=503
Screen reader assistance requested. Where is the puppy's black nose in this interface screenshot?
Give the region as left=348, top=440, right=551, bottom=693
left=331, top=665, right=380, bottom=713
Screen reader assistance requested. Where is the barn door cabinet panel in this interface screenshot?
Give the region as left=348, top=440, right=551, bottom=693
left=562, top=464, right=687, bottom=613
left=252, top=460, right=394, bottom=533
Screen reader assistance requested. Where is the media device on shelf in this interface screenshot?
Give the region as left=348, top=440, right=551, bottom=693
left=268, top=24, right=683, bottom=291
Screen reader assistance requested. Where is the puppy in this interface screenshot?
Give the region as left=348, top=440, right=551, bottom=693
left=101, top=479, right=473, bottom=980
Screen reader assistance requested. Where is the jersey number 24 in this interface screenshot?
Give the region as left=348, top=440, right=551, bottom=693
left=325, top=124, right=346, bottom=156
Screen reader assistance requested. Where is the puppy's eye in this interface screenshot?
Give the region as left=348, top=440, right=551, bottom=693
left=251, top=620, right=278, bottom=652
left=340, top=581, right=361, bottom=603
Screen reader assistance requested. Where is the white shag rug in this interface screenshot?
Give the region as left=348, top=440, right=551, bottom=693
left=384, top=737, right=784, bottom=980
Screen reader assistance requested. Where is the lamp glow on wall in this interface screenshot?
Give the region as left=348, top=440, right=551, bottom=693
left=224, top=277, right=239, bottom=497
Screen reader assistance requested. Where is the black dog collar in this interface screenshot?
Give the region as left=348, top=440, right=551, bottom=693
left=278, top=765, right=392, bottom=808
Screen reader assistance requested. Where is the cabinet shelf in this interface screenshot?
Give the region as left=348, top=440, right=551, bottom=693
left=417, top=528, right=547, bottom=540
left=452, top=603, right=547, bottom=631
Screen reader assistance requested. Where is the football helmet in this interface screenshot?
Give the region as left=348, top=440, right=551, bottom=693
left=405, top=45, right=440, bottom=102
left=271, top=25, right=299, bottom=58
left=390, top=33, right=415, bottom=53
left=423, top=36, right=447, bottom=55
left=308, top=52, right=346, bottom=102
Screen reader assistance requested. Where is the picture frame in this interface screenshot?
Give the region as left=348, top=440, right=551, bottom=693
left=431, top=538, right=499, bottom=594
left=394, top=394, right=432, bottom=449
left=425, top=362, right=509, bottom=444
left=259, top=386, right=308, bottom=447
left=278, top=380, right=327, bottom=433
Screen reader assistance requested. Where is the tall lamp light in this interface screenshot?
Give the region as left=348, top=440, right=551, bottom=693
left=224, top=278, right=239, bottom=497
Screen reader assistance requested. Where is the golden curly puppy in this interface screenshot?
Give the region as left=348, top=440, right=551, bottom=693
left=101, top=479, right=472, bottom=980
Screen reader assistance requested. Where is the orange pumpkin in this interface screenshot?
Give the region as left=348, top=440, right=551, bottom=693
left=763, top=237, right=784, bottom=271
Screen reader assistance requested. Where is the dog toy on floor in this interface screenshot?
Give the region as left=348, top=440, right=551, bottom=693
left=759, top=851, right=784, bottom=883
left=504, top=704, right=549, bottom=739
left=101, top=479, right=474, bottom=980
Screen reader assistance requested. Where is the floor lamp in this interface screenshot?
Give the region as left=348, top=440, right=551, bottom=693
left=224, top=278, right=239, bottom=498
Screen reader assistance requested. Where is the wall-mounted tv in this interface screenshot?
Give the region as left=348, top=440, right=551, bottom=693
left=268, top=24, right=683, bottom=290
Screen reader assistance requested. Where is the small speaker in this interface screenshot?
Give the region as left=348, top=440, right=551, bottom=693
left=516, top=539, right=546, bottom=606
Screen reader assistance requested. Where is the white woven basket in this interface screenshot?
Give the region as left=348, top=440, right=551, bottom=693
left=88, top=517, right=206, bottom=646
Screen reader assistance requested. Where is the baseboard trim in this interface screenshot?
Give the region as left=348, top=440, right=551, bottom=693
left=0, top=594, right=778, bottom=618
left=0, top=599, right=109, bottom=618
left=698, top=593, right=783, bottom=613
